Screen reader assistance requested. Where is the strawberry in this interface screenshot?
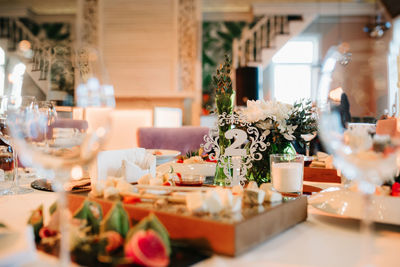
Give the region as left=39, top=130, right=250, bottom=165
left=392, top=182, right=400, bottom=197
left=39, top=227, right=58, bottom=239
left=176, top=173, right=183, bottom=183
left=123, top=196, right=141, bottom=204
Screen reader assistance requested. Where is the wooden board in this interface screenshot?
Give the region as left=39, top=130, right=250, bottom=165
left=303, top=184, right=323, bottom=195
left=304, top=167, right=341, bottom=183
left=68, top=194, right=307, bottom=256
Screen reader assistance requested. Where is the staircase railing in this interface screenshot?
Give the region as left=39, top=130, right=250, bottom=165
left=14, top=19, right=53, bottom=82
left=0, top=17, right=74, bottom=99
left=232, top=15, right=289, bottom=69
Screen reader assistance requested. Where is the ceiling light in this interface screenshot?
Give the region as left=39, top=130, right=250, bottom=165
left=364, top=15, right=391, bottom=38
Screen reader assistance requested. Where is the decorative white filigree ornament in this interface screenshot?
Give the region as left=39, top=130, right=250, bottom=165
left=202, top=112, right=268, bottom=186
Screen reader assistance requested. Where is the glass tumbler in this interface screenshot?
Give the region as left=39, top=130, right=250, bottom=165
left=270, top=154, right=304, bottom=195
left=0, top=145, right=13, bottom=183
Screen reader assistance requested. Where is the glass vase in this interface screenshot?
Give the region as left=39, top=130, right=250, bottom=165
left=214, top=160, right=226, bottom=186
left=213, top=93, right=235, bottom=186
left=247, top=141, right=296, bottom=185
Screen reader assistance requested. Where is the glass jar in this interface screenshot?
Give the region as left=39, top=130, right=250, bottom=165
left=0, top=145, right=14, bottom=181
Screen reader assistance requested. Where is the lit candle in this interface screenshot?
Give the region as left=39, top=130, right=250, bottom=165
left=271, top=162, right=303, bottom=194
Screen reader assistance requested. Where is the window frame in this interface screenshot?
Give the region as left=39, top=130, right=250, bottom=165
left=0, top=46, right=4, bottom=96
left=271, top=36, right=319, bottom=104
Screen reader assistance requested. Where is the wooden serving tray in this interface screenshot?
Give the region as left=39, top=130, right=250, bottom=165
left=68, top=194, right=307, bottom=256
left=304, top=167, right=341, bottom=183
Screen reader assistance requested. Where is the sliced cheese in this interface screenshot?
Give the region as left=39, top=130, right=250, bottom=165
left=243, top=189, right=265, bottom=205
left=247, top=181, right=258, bottom=190
left=186, top=192, right=207, bottom=213
left=204, top=190, right=223, bottom=214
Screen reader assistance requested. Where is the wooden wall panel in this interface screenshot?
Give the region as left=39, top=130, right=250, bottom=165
left=100, top=0, right=178, bottom=97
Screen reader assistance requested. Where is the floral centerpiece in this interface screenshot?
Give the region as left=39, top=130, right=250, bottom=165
left=240, top=99, right=317, bottom=185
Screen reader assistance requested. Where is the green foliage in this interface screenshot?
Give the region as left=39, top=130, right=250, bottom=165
left=27, top=201, right=175, bottom=266
left=247, top=142, right=296, bottom=185
left=214, top=55, right=234, bottom=111
left=202, top=21, right=247, bottom=111
left=49, top=202, right=57, bottom=215
left=71, top=238, right=108, bottom=267
left=245, top=99, right=317, bottom=185
left=74, top=200, right=103, bottom=235
left=214, top=55, right=235, bottom=153
left=186, top=150, right=199, bottom=158
left=27, top=204, right=43, bottom=243
left=101, top=202, right=130, bottom=238
left=288, top=99, right=318, bottom=147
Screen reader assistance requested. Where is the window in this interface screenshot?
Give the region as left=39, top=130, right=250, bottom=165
left=0, top=47, right=4, bottom=95
left=9, top=62, right=26, bottom=96
left=272, top=39, right=318, bottom=104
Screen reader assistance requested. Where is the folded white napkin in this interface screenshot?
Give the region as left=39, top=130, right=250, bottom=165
left=0, top=225, right=37, bottom=266
left=94, top=148, right=156, bottom=183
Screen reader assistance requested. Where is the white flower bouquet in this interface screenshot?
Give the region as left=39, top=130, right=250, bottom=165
left=240, top=99, right=317, bottom=184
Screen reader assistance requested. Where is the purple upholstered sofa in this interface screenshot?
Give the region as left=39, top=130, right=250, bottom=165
left=137, top=126, right=210, bottom=155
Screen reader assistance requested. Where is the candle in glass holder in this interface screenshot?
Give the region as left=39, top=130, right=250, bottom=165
left=270, top=155, right=304, bottom=195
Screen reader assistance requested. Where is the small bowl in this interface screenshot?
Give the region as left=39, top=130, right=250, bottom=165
left=157, top=162, right=216, bottom=177
left=171, top=173, right=205, bottom=186
left=304, top=156, right=314, bottom=167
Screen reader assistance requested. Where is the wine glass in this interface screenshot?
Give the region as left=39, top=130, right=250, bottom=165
left=7, top=46, right=115, bottom=265
left=317, top=45, right=398, bottom=266
left=0, top=95, right=36, bottom=195
left=36, top=100, right=58, bottom=146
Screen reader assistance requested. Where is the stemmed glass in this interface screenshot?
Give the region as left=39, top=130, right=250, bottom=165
left=7, top=46, right=114, bottom=265
left=0, top=95, right=36, bottom=195
left=36, top=100, right=58, bottom=146
left=317, top=46, right=398, bottom=266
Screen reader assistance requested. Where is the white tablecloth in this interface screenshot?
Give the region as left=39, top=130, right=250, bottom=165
left=0, top=182, right=399, bottom=267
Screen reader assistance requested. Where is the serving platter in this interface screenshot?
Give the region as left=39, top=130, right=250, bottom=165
left=157, top=162, right=217, bottom=177
left=309, top=187, right=400, bottom=225
left=68, top=193, right=307, bottom=256
left=147, top=149, right=181, bottom=165
left=31, top=178, right=91, bottom=193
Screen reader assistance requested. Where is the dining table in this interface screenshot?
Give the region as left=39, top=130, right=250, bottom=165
left=0, top=178, right=399, bottom=267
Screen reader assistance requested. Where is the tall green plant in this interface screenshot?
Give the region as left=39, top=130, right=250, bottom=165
left=213, top=55, right=235, bottom=186
left=202, top=22, right=247, bottom=112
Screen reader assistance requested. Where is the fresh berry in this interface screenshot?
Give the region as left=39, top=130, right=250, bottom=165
left=392, top=182, right=400, bottom=197
left=123, top=196, right=141, bottom=204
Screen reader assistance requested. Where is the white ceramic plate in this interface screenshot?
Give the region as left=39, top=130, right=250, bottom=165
left=147, top=149, right=181, bottom=164
left=309, top=187, right=400, bottom=225
left=156, top=162, right=216, bottom=177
